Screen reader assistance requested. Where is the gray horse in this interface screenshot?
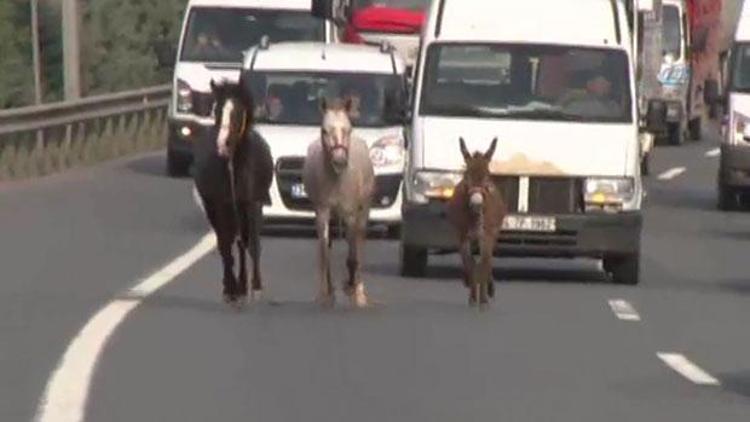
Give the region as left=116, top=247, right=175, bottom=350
left=303, top=98, right=375, bottom=307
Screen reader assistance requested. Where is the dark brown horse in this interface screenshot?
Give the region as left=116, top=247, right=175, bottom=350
left=447, top=137, right=506, bottom=307
left=192, top=78, right=273, bottom=306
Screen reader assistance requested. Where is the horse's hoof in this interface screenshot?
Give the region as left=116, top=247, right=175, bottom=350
left=316, top=293, right=335, bottom=308
left=231, top=297, right=247, bottom=311
left=223, top=294, right=235, bottom=304
left=349, top=284, right=368, bottom=308
left=250, top=289, right=263, bottom=303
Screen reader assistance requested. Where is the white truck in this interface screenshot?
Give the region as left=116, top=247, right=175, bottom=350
left=401, top=0, right=644, bottom=284
left=163, top=0, right=337, bottom=176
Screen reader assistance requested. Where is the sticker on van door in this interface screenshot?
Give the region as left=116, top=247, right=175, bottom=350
left=658, top=64, right=690, bottom=86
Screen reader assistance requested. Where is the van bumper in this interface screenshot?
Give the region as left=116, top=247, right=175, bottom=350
left=720, top=144, right=750, bottom=187
left=402, top=201, right=642, bottom=258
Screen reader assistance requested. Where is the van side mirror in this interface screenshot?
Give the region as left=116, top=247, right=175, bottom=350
left=311, top=0, right=334, bottom=19
left=154, top=40, right=176, bottom=69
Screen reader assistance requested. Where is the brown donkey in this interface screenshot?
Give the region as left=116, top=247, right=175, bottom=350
left=447, top=137, right=506, bottom=306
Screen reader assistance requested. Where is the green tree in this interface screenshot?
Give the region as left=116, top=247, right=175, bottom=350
left=0, top=0, right=34, bottom=109
left=83, top=0, right=186, bottom=95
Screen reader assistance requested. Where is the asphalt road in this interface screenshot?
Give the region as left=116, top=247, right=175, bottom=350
left=1, top=129, right=749, bottom=422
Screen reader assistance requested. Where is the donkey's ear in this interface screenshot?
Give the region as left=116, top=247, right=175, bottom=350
left=459, top=137, right=471, bottom=162
left=484, top=137, right=498, bottom=160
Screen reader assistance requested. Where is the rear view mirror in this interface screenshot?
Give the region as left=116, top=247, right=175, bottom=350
left=311, top=0, right=334, bottom=19
left=154, top=40, right=177, bottom=69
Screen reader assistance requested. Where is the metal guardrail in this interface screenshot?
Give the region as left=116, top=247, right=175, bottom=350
left=0, top=85, right=172, bottom=181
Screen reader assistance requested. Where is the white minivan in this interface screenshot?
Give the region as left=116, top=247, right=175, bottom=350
left=165, top=0, right=337, bottom=176
left=719, top=1, right=750, bottom=210
left=401, top=0, right=644, bottom=284
left=241, top=42, right=409, bottom=230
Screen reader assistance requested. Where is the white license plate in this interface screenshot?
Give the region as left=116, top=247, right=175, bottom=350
left=502, top=215, right=557, bottom=232
left=291, top=183, right=307, bottom=199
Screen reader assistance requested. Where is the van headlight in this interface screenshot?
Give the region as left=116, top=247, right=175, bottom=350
left=369, top=135, right=404, bottom=168
left=409, top=171, right=463, bottom=204
left=732, top=112, right=750, bottom=145
left=176, top=79, right=193, bottom=113
left=584, top=177, right=635, bottom=210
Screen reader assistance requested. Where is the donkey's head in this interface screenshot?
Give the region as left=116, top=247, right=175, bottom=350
left=459, top=137, right=498, bottom=211
left=211, top=79, right=252, bottom=158
left=320, top=97, right=354, bottom=174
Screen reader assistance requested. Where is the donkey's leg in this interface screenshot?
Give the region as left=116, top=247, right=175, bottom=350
left=477, top=237, right=494, bottom=306
left=315, top=209, right=334, bottom=306
left=248, top=202, right=264, bottom=300
left=458, top=236, right=475, bottom=289
left=345, top=215, right=368, bottom=307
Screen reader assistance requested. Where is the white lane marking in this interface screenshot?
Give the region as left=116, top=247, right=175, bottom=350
left=35, top=233, right=216, bottom=422
left=608, top=299, right=641, bottom=321
left=192, top=184, right=205, bottom=214
left=657, top=167, right=687, bottom=181
left=705, top=148, right=720, bottom=158
left=657, top=353, right=721, bottom=386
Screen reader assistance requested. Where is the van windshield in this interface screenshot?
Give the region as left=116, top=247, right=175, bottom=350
left=662, top=5, right=683, bottom=60
left=352, top=0, right=431, bottom=12
left=731, top=44, right=750, bottom=92
left=244, top=71, right=406, bottom=127
left=181, top=8, right=325, bottom=63
left=419, top=43, right=633, bottom=123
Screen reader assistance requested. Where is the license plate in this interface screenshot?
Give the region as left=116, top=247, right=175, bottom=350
left=502, top=215, right=557, bottom=232
left=291, top=183, right=307, bottom=199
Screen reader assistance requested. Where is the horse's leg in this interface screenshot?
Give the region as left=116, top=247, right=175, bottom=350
left=345, top=214, right=368, bottom=308
left=236, top=202, right=249, bottom=301
left=315, top=208, right=334, bottom=306
left=248, top=202, right=264, bottom=300
left=217, top=204, right=239, bottom=304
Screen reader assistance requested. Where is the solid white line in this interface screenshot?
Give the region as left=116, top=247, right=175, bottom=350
left=657, top=353, right=721, bottom=386
left=192, top=184, right=205, bottom=214
left=705, top=148, right=720, bottom=158
left=657, top=167, right=687, bottom=181
left=608, top=299, right=641, bottom=321
left=35, top=233, right=216, bottom=422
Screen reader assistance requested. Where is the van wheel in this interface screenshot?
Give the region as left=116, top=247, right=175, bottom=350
left=400, top=243, right=427, bottom=277
left=640, top=153, right=650, bottom=176
left=688, top=117, right=702, bottom=141
left=604, top=253, right=640, bottom=285
left=718, top=182, right=738, bottom=211
left=668, top=123, right=684, bottom=146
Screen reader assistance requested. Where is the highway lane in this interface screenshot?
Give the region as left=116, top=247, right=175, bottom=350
left=2, top=129, right=750, bottom=421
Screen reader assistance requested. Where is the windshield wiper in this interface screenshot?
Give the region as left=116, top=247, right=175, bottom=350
left=503, top=109, right=588, bottom=121
left=425, top=103, right=485, bottom=117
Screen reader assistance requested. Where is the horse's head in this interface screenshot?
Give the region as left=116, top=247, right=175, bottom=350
left=320, top=97, right=354, bottom=174
left=211, top=79, right=252, bottom=158
left=459, top=137, right=498, bottom=211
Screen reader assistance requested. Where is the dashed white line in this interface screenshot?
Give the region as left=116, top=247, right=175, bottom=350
left=657, top=353, right=721, bottom=386
left=35, top=233, right=216, bottom=422
left=657, top=167, right=687, bottom=181
left=705, top=148, right=720, bottom=158
left=608, top=299, right=641, bottom=321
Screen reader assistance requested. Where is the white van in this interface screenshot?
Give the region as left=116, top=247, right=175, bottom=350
left=165, top=0, right=337, bottom=175
left=719, top=1, right=750, bottom=210
left=401, top=0, right=644, bottom=284
left=241, top=42, right=409, bottom=230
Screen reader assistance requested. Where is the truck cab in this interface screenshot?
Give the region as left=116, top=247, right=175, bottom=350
left=312, top=0, right=431, bottom=68
left=166, top=0, right=336, bottom=176
left=401, top=0, right=643, bottom=284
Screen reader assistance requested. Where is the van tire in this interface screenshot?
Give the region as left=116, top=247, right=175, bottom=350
left=668, top=123, right=684, bottom=146
left=604, top=253, right=640, bottom=285
left=688, top=117, right=702, bottom=141
left=400, top=243, right=427, bottom=277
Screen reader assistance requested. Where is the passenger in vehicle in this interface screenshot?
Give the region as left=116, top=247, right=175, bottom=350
left=257, top=85, right=287, bottom=122
left=561, top=71, right=621, bottom=118
left=192, top=28, right=229, bottom=61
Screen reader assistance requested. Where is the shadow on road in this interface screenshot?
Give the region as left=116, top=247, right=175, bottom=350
left=720, top=370, right=750, bottom=401
left=648, top=186, right=719, bottom=212
left=126, top=153, right=172, bottom=178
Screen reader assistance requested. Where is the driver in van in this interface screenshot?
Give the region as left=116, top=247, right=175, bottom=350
left=193, top=28, right=229, bottom=60
left=561, top=71, right=621, bottom=118
left=256, top=85, right=286, bottom=122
